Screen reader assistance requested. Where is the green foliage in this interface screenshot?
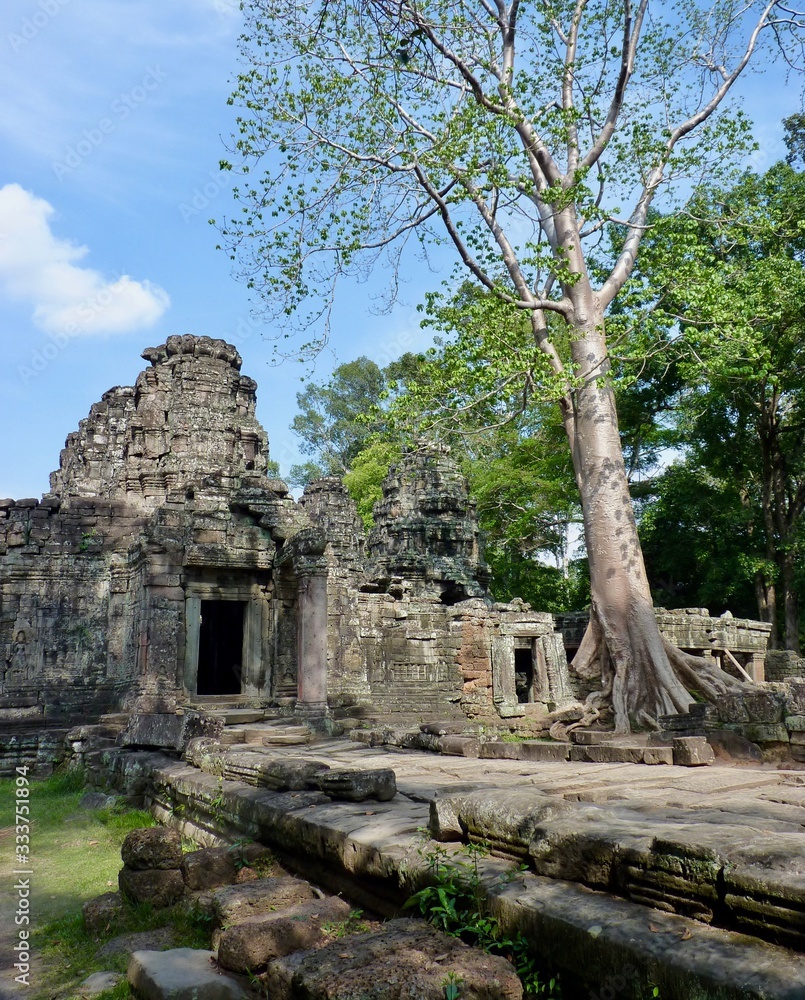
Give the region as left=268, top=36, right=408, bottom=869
left=405, top=842, right=561, bottom=997
left=289, top=354, right=421, bottom=487
left=322, top=908, right=370, bottom=938
left=638, top=464, right=759, bottom=617
left=621, top=160, right=805, bottom=643
left=343, top=438, right=402, bottom=527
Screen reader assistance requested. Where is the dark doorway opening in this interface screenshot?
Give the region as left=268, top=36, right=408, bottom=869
left=197, top=600, right=246, bottom=695
left=515, top=647, right=534, bottom=703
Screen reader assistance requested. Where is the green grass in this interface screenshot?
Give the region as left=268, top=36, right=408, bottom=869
left=34, top=899, right=213, bottom=1000
left=0, top=768, right=198, bottom=1000
left=0, top=769, right=156, bottom=925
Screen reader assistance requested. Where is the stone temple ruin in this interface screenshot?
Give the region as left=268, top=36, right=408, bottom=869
left=0, top=335, right=785, bottom=743
left=0, top=335, right=570, bottom=729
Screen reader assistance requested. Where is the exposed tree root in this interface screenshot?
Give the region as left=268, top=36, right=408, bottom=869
left=569, top=607, right=753, bottom=734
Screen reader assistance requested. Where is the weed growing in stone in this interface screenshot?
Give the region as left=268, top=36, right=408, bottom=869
left=404, top=841, right=561, bottom=997
left=322, top=908, right=370, bottom=938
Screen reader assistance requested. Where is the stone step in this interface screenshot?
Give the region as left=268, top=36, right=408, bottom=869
left=262, top=729, right=311, bottom=746
left=208, top=709, right=267, bottom=725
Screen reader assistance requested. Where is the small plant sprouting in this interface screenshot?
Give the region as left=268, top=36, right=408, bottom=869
left=442, top=970, right=463, bottom=999
left=404, top=841, right=561, bottom=997
left=322, top=908, right=369, bottom=938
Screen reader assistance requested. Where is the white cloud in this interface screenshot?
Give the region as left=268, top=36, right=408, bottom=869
left=0, top=183, right=169, bottom=336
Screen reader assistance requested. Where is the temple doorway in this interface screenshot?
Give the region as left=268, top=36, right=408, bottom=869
left=515, top=645, right=534, bottom=703
left=196, top=600, right=246, bottom=695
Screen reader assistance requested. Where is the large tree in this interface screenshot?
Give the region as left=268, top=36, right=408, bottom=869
left=625, top=162, right=805, bottom=650
left=217, top=0, right=804, bottom=730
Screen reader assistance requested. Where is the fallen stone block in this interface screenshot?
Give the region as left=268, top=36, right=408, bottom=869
left=420, top=720, right=470, bottom=736
left=185, top=737, right=227, bottom=776
left=122, top=827, right=183, bottom=871
left=211, top=876, right=318, bottom=928
left=121, top=712, right=222, bottom=751
left=128, top=948, right=247, bottom=1000
left=672, top=737, right=715, bottom=766
left=707, top=730, right=763, bottom=763
left=181, top=847, right=239, bottom=891
left=119, top=868, right=186, bottom=908
left=517, top=741, right=570, bottom=762
left=572, top=744, right=645, bottom=764
left=79, top=791, right=120, bottom=810
left=439, top=735, right=481, bottom=757
left=642, top=746, right=673, bottom=765
left=217, top=896, right=352, bottom=972
left=264, top=918, right=522, bottom=1000
left=318, top=768, right=396, bottom=802
left=96, top=927, right=177, bottom=960
left=479, top=741, right=520, bottom=760
left=432, top=788, right=573, bottom=859
left=82, top=891, right=124, bottom=936
left=261, top=757, right=330, bottom=790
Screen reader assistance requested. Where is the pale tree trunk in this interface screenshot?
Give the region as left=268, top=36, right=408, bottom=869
left=782, top=552, right=800, bottom=654
left=564, top=295, right=744, bottom=731
left=755, top=570, right=778, bottom=648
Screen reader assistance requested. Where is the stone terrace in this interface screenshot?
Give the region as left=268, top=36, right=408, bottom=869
left=103, top=738, right=805, bottom=1000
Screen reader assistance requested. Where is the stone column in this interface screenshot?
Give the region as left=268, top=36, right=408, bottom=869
left=296, top=569, right=328, bottom=715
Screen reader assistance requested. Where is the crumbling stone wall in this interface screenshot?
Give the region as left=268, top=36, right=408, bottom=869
left=1, top=335, right=771, bottom=734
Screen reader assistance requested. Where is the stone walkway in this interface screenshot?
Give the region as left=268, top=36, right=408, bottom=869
left=108, top=739, right=805, bottom=999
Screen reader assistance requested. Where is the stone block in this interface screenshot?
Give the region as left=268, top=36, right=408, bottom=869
left=479, top=741, right=520, bottom=760
left=122, top=827, right=183, bottom=870
left=727, top=723, right=789, bottom=744
left=82, top=891, right=124, bottom=936
left=181, top=848, right=239, bottom=891
left=517, top=741, right=570, bottom=762
left=742, top=689, right=785, bottom=723
left=121, top=713, right=222, bottom=751
left=217, top=896, right=352, bottom=972
left=259, top=757, right=330, bottom=790
left=211, top=876, right=318, bottom=928
left=785, top=715, right=805, bottom=731
left=579, top=744, right=645, bottom=764
left=642, top=746, right=673, bottom=765
left=715, top=693, right=750, bottom=724
left=119, top=868, right=185, bottom=908
left=264, top=918, right=522, bottom=1000
left=672, top=736, right=715, bottom=766
left=128, top=948, right=247, bottom=1000
left=707, top=729, right=763, bottom=763
left=785, top=680, right=805, bottom=715
left=439, top=735, right=481, bottom=757
left=78, top=972, right=123, bottom=997
left=318, top=768, right=396, bottom=802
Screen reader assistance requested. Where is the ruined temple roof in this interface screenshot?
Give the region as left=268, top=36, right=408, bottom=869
left=49, top=335, right=271, bottom=504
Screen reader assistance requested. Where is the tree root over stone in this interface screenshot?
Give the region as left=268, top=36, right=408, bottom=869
left=569, top=608, right=750, bottom=734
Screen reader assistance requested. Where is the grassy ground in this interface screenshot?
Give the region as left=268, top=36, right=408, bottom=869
left=0, top=769, right=211, bottom=1000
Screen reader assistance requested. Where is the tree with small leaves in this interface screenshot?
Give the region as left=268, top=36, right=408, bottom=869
left=218, top=0, right=805, bottom=730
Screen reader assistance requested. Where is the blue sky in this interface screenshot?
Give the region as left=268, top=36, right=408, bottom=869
left=0, top=0, right=800, bottom=500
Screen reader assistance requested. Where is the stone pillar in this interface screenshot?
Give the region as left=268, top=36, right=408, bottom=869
left=296, top=570, right=328, bottom=715
left=491, top=635, right=522, bottom=718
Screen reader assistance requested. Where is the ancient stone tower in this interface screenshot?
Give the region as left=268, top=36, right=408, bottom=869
left=0, top=336, right=568, bottom=726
